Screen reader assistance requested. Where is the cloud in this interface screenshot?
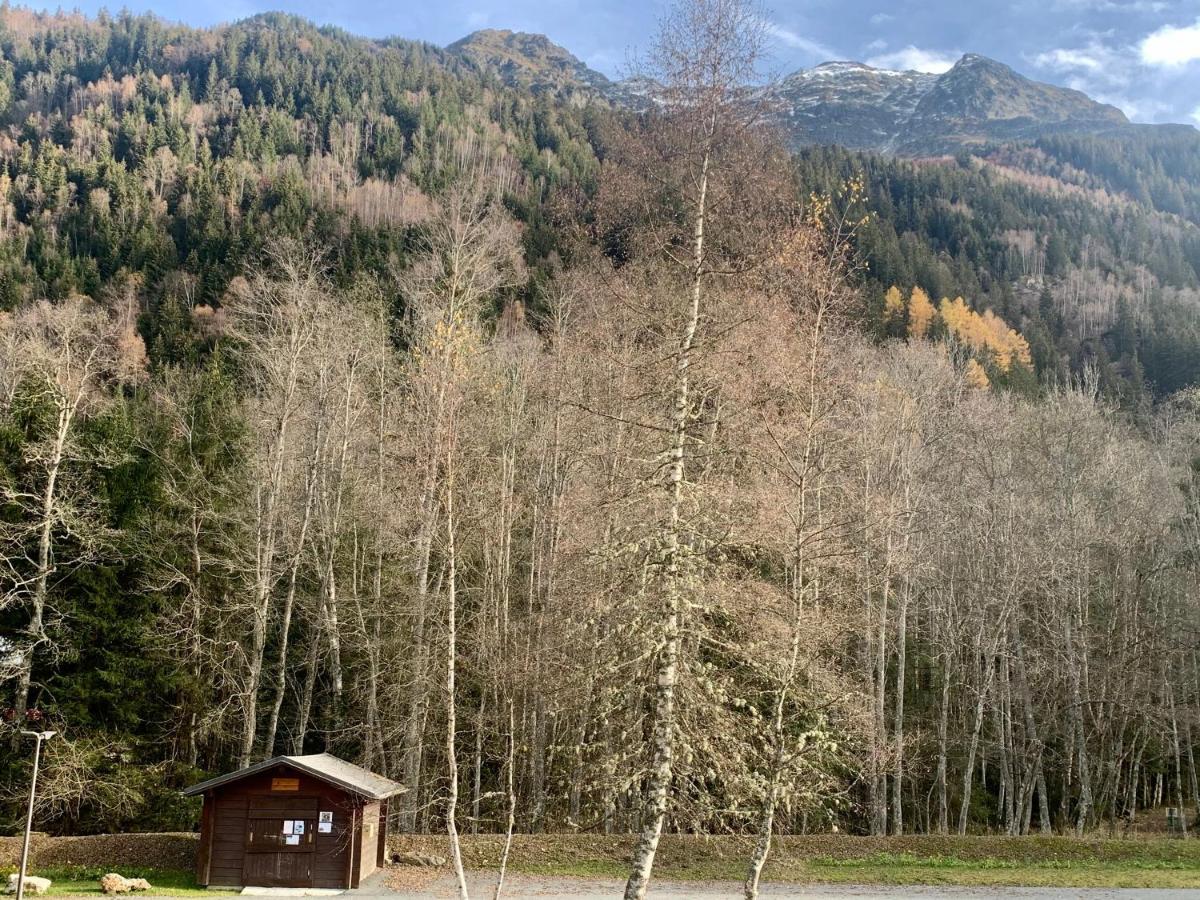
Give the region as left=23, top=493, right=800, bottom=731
left=1034, top=48, right=1106, bottom=71
left=866, top=45, right=961, bottom=74
left=869, top=12, right=894, bottom=26
left=1139, top=19, right=1200, bottom=66
left=1031, top=40, right=1140, bottom=118
left=1047, top=0, right=1167, bottom=10
left=1193, top=106, right=1200, bottom=125
left=1028, top=27, right=1200, bottom=124
left=464, top=10, right=488, bottom=29
left=1089, top=92, right=1170, bottom=121
left=865, top=39, right=887, bottom=53
left=762, top=20, right=835, bottom=60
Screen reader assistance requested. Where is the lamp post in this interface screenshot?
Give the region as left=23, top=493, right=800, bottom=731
left=14, top=730, right=55, bottom=900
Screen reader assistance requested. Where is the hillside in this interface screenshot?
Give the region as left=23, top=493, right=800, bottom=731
left=0, top=4, right=1198, bottom=867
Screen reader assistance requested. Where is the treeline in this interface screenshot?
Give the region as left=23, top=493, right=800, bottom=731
left=1, top=3, right=1200, bottom=896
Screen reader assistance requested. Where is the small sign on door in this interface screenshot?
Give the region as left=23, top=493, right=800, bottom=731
left=318, top=811, right=333, bottom=833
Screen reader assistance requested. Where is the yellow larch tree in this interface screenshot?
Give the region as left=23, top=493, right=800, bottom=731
left=884, top=285, right=905, bottom=319
left=965, top=358, right=991, bottom=390
left=908, top=287, right=936, bottom=339
left=937, top=296, right=1031, bottom=373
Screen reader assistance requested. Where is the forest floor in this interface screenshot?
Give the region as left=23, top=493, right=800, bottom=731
left=387, top=834, right=1200, bottom=890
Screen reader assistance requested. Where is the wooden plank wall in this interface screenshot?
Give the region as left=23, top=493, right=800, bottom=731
left=356, top=801, right=381, bottom=883
left=200, top=767, right=361, bottom=889
left=208, top=793, right=248, bottom=887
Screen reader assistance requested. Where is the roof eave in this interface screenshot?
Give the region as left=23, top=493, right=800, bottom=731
left=181, top=755, right=405, bottom=800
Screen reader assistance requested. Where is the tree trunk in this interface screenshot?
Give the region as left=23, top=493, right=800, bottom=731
left=891, top=577, right=909, bottom=835
left=293, top=630, right=320, bottom=754
left=493, top=700, right=517, bottom=900
left=958, top=638, right=998, bottom=835
left=623, top=138, right=710, bottom=900
left=936, top=658, right=951, bottom=834
left=14, top=405, right=72, bottom=726
left=444, top=447, right=469, bottom=900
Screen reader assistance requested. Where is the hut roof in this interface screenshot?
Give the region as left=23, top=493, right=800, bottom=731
left=183, top=753, right=404, bottom=800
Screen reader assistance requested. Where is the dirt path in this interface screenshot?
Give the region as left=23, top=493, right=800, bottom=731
left=371, top=871, right=1200, bottom=899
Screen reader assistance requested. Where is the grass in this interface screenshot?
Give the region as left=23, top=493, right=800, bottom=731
left=391, top=833, right=1200, bottom=889
left=13, top=834, right=1200, bottom=892
left=0, top=867, right=234, bottom=897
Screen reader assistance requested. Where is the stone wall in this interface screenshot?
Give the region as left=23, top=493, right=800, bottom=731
left=0, top=833, right=198, bottom=871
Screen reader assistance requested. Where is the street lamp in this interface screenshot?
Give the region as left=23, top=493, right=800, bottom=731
left=14, top=730, right=55, bottom=900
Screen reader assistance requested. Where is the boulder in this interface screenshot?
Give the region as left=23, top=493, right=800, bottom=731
left=389, top=851, right=447, bottom=867
left=98, top=874, right=152, bottom=894
left=5, top=875, right=52, bottom=896
left=100, top=874, right=130, bottom=894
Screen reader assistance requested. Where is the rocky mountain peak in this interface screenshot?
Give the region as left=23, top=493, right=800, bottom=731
left=444, top=31, right=1142, bottom=156
left=772, top=52, right=1129, bottom=154
left=446, top=28, right=612, bottom=96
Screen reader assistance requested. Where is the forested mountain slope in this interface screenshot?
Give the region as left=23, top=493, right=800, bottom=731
left=0, top=7, right=599, bottom=314
left=0, top=5, right=1198, bottom=864
left=797, top=138, right=1200, bottom=399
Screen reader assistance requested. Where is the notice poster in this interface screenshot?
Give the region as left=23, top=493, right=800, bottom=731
left=285, top=835, right=300, bottom=846
left=282, top=820, right=294, bottom=835
left=294, top=821, right=305, bottom=835
left=318, top=811, right=333, bottom=834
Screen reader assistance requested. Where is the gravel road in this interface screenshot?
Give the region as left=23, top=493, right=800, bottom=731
left=372, top=871, right=1200, bottom=899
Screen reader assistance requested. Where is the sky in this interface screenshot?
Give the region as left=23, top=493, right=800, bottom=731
left=31, top=0, right=1200, bottom=125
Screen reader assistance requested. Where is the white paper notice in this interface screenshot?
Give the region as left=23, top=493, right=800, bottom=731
left=285, top=834, right=300, bottom=846
left=282, top=820, right=294, bottom=835
left=294, top=821, right=305, bottom=835
left=319, top=811, right=333, bottom=824
left=318, top=822, right=332, bottom=834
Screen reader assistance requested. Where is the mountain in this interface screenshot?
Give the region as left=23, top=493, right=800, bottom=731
left=444, top=31, right=1140, bottom=156
left=767, top=62, right=938, bottom=152
left=447, top=29, right=616, bottom=101
left=893, top=54, right=1129, bottom=153
left=735, top=53, right=1130, bottom=154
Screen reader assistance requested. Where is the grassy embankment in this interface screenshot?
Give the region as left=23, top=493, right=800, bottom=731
left=0, top=868, right=229, bottom=897
left=7, top=834, right=1200, bottom=892
left=392, top=833, right=1200, bottom=889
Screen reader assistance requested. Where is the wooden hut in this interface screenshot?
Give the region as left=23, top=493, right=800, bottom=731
left=184, top=753, right=404, bottom=889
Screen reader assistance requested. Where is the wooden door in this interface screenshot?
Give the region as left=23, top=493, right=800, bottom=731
left=242, top=797, right=319, bottom=887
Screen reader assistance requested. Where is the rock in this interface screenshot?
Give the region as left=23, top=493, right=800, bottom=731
left=98, top=874, right=151, bottom=894
left=5, top=875, right=52, bottom=896
left=389, top=851, right=447, bottom=867
left=100, top=874, right=130, bottom=894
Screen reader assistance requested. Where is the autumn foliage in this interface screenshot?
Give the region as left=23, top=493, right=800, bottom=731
left=887, top=284, right=1032, bottom=382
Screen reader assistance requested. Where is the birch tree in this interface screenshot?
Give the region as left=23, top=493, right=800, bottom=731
left=0, top=297, right=145, bottom=727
